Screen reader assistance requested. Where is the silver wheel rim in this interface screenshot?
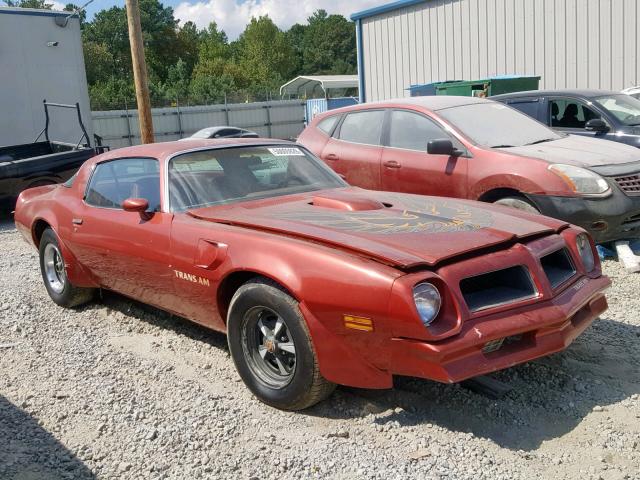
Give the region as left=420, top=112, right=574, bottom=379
left=241, top=306, right=297, bottom=388
left=43, top=243, right=66, bottom=294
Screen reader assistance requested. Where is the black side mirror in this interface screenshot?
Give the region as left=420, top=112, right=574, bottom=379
left=427, top=138, right=463, bottom=156
left=585, top=118, right=609, bottom=133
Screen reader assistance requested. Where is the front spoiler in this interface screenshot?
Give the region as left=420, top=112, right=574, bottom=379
left=388, top=275, right=610, bottom=383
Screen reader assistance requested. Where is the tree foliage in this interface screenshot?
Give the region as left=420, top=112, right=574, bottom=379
left=7, top=0, right=358, bottom=109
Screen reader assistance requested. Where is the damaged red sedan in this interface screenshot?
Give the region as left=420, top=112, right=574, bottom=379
left=14, top=139, right=610, bottom=410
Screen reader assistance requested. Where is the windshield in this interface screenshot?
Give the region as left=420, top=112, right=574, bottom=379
left=596, top=94, right=640, bottom=126
left=169, top=145, right=346, bottom=211
left=437, top=102, right=562, bottom=148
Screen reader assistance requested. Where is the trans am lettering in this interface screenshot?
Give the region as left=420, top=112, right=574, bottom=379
left=273, top=198, right=494, bottom=235
left=174, top=270, right=210, bottom=286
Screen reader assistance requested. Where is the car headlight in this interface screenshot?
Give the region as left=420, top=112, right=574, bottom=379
left=413, top=283, right=441, bottom=327
left=576, top=233, right=595, bottom=272
left=548, top=164, right=610, bottom=196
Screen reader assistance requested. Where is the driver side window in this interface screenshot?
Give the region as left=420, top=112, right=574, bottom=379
left=388, top=110, right=461, bottom=152
left=550, top=99, right=603, bottom=129
left=85, top=158, right=160, bottom=211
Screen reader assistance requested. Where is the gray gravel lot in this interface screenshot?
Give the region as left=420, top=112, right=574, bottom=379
left=1, top=217, right=639, bottom=480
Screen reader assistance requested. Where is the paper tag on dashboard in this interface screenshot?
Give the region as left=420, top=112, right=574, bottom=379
left=268, top=147, right=305, bottom=156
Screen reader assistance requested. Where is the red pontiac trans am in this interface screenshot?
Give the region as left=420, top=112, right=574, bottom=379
left=14, top=138, right=611, bottom=410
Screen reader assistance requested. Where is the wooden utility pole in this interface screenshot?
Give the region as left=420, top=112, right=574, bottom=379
left=125, top=0, right=154, bottom=143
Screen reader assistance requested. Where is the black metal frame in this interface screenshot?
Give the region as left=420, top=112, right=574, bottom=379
left=34, top=99, right=92, bottom=149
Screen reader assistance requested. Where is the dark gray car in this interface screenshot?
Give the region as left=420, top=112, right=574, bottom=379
left=492, top=89, right=640, bottom=149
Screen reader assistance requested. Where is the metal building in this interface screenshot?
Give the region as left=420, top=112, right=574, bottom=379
left=0, top=7, right=93, bottom=146
left=352, top=0, right=640, bottom=102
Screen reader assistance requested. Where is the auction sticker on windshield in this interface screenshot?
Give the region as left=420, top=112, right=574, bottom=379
left=268, top=147, right=305, bottom=156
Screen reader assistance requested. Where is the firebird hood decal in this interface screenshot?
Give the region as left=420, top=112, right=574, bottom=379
left=188, top=189, right=566, bottom=268
left=270, top=197, right=494, bottom=235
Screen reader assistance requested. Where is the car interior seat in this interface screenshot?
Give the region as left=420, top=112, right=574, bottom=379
left=551, top=103, right=559, bottom=124
left=559, top=103, right=582, bottom=128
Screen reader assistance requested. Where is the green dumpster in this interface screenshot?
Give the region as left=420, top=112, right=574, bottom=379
left=434, top=75, right=540, bottom=97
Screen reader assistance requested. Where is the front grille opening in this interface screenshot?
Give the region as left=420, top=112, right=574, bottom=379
left=481, top=334, right=524, bottom=354
left=540, top=248, right=576, bottom=289
left=614, top=174, right=640, bottom=196
left=460, top=266, right=537, bottom=312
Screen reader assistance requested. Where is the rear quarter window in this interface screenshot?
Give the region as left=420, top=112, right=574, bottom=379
left=317, top=115, right=340, bottom=135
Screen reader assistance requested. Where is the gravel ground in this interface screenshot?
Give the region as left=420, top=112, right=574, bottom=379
left=1, top=217, right=639, bottom=480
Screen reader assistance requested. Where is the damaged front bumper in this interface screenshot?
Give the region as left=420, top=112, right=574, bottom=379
left=388, top=274, right=610, bottom=383
left=528, top=167, right=640, bottom=244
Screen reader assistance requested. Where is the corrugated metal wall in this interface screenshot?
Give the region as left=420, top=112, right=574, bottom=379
left=92, top=100, right=306, bottom=149
left=359, top=0, right=640, bottom=101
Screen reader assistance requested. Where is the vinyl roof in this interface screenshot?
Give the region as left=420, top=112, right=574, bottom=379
left=279, top=75, right=359, bottom=96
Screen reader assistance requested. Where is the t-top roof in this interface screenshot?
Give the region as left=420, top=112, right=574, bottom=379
left=279, top=75, right=359, bottom=97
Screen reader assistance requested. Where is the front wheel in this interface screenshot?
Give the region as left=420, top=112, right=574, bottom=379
left=493, top=196, right=540, bottom=214
left=227, top=278, right=335, bottom=410
left=39, top=228, right=95, bottom=308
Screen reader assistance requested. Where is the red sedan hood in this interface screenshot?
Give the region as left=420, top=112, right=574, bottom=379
left=188, top=188, right=567, bottom=268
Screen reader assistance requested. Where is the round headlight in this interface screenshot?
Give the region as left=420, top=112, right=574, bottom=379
left=548, top=164, right=610, bottom=196
left=413, top=282, right=441, bottom=327
left=576, top=233, right=595, bottom=272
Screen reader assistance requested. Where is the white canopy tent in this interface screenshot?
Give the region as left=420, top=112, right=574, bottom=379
left=279, top=75, right=359, bottom=98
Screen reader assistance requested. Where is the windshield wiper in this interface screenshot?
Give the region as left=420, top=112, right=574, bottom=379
left=490, top=144, right=516, bottom=148
left=525, top=138, right=556, bottom=145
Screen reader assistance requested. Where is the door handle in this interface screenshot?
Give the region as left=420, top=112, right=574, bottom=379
left=72, top=218, right=83, bottom=225
left=383, top=160, right=401, bottom=169
left=326, top=153, right=340, bottom=161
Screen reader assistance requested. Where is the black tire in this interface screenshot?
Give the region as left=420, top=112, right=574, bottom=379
left=227, top=278, right=336, bottom=410
left=39, top=228, right=95, bottom=308
left=493, top=196, right=540, bottom=214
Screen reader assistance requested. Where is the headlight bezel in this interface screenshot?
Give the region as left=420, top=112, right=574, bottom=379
left=575, top=232, right=596, bottom=272
left=412, top=282, right=442, bottom=327
left=548, top=163, right=611, bottom=197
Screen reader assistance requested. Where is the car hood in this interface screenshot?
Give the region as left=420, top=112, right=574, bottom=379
left=187, top=188, right=567, bottom=269
left=498, top=134, right=640, bottom=167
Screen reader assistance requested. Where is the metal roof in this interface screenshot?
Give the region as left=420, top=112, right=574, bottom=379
left=351, top=0, right=426, bottom=21
left=0, top=6, right=70, bottom=17
left=279, top=75, right=359, bottom=97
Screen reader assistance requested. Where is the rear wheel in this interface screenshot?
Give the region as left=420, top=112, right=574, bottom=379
left=39, top=228, right=94, bottom=308
left=227, top=278, right=335, bottom=410
left=493, top=196, right=540, bottom=214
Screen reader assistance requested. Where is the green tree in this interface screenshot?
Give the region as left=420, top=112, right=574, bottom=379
left=302, top=10, right=356, bottom=74
left=82, top=0, right=180, bottom=83
left=83, top=41, right=115, bottom=85
left=176, top=21, right=202, bottom=78
left=235, top=16, right=295, bottom=92
left=64, top=3, right=86, bottom=24
left=286, top=23, right=307, bottom=77
left=162, top=58, right=191, bottom=101
left=4, top=0, right=54, bottom=8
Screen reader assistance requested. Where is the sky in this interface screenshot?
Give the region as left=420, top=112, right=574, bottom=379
left=55, top=0, right=383, bottom=39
